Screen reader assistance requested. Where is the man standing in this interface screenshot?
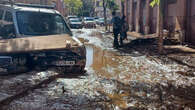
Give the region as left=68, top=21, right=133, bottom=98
left=111, top=11, right=121, bottom=48
left=120, top=16, right=129, bottom=46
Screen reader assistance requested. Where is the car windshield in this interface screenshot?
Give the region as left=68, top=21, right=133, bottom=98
left=85, top=18, right=94, bottom=21
left=99, top=18, right=104, bottom=21
left=70, top=19, right=80, bottom=22
left=16, top=11, right=72, bottom=36
left=68, top=16, right=77, bottom=19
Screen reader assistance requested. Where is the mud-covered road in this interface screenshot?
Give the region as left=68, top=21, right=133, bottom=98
left=0, top=28, right=195, bottom=110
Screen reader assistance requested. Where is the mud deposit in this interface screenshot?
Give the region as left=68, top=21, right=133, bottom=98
left=1, top=29, right=195, bottom=110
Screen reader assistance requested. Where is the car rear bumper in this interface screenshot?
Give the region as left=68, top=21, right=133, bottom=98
left=84, top=23, right=96, bottom=28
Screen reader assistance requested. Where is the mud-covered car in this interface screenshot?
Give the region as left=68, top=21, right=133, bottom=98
left=96, top=18, right=105, bottom=26
left=66, top=15, right=77, bottom=21
left=83, top=17, right=96, bottom=28
left=0, top=3, right=86, bottom=74
left=68, top=18, right=83, bottom=29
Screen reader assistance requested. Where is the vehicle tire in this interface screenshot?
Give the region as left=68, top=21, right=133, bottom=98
left=54, top=67, right=66, bottom=74
left=25, top=55, right=35, bottom=70
left=80, top=66, right=86, bottom=74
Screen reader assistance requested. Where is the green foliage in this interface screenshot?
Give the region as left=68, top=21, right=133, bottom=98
left=150, top=0, right=165, bottom=14
left=106, top=0, right=119, bottom=11
left=64, top=0, right=83, bottom=15
left=64, top=0, right=119, bottom=16
left=95, top=0, right=119, bottom=11
left=80, top=0, right=95, bottom=16
left=150, top=0, right=160, bottom=7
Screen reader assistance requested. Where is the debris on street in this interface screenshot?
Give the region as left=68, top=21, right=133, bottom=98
left=1, top=29, right=194, bottom=110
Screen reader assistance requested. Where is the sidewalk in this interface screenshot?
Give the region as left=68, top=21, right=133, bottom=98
left=127, top=31, right=157, bottom=40
left=125, top=31, right=195, bottom=69
left=127, top=31, right=195, bottom=53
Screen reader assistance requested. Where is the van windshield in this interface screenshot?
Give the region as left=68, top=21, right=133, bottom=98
left=16, top=11, right=72, bottom=36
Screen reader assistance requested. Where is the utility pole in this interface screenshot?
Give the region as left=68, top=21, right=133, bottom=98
left=157, top=0, right=164, bottom=54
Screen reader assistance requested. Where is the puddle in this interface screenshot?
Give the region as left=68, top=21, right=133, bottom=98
left=85, top=45, right=120, bottom=78
left=85, top=44, right=195, bottom=109
left=85, top=45, right=94, bottom=68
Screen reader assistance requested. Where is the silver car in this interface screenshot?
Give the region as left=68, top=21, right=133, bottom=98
left=68, top=18, right=83, bottom=29
left=83, top=17, right=96, bottom=28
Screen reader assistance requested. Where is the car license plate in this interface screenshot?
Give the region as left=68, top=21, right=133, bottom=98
left=54, top=61, right=75, bottom=66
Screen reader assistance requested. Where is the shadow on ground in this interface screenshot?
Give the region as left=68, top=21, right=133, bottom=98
left=117, top=38, right=195, bottom=70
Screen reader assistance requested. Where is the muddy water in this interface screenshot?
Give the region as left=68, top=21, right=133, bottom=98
left=85, top=45, right=94, bottom=67
left=85, top=45, right=195, bottom=109
left=86, top=45, right=120, bottom=78
left=85, top=45, right=136, bottom=109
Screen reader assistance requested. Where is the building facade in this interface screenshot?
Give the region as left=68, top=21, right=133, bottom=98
left=94, top=0, right=112, bottom=18
left=122, top=0, right=195, bottom=44
left=50, top=0, right=68, bottom=17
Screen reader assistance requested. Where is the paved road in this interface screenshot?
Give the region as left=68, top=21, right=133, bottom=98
left=1, top=28, right=195, bottom=110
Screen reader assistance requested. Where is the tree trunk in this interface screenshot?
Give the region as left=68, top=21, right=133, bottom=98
left=157, top=0, right=164, bottom=54
left=103, top=0, right=108, bottom=31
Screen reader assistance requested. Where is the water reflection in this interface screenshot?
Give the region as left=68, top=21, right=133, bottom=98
left=86, top=45, right=119, bottom=78
left=85, top=45, right=94, bottom=67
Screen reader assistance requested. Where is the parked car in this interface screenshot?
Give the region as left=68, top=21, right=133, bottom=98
left=67, top=15, right=77, bottom=20
left=0, top=2, right=86, bottom=74
left=94, top=17, right=99, bottom=22
left=68, top=18, right=83, bottom=29
left=83, top=17, right=96, bottom=28
left=96, top=18, right=105, bottom=26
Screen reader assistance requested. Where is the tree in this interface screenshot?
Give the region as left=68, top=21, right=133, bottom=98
left=103, top=0, right=119, bottom=31
left=64, top=0, right=83, bottom=15
left=103, top=0, right=107, bottom=30
left=80, top=0, right=95, bottom=17
left=150, top=0, right=164, bottom=54
left=107, top=0, right=119, bottom=12
left=121, top=0, right=125, bottom=16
